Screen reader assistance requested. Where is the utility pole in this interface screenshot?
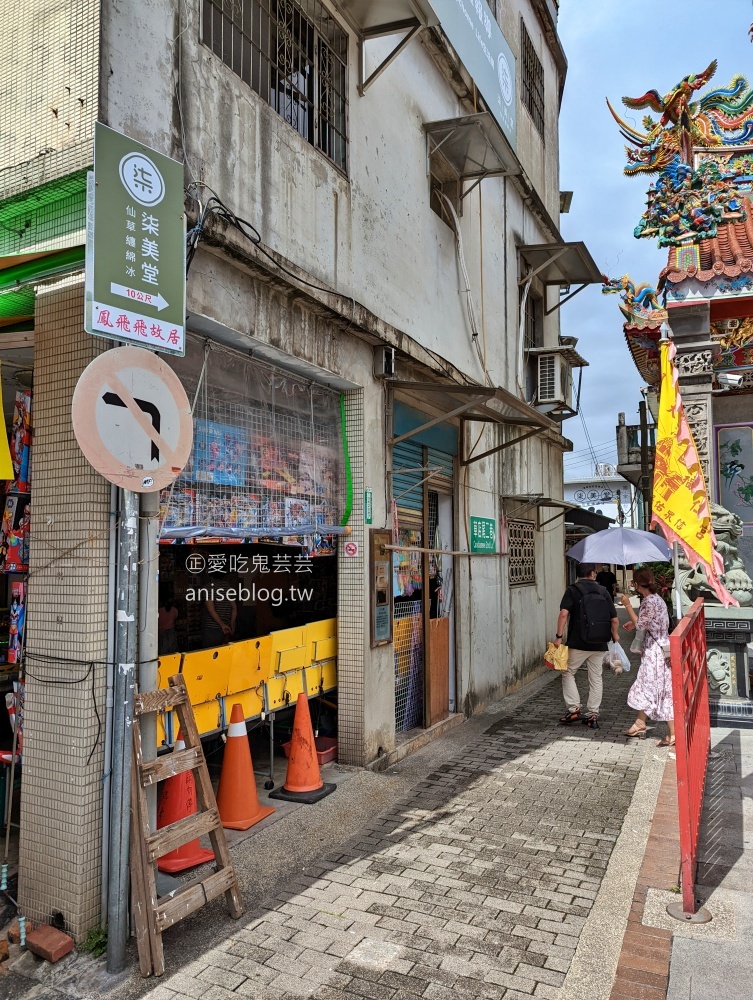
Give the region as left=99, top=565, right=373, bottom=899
left=639, top=400, right=650, bottom=530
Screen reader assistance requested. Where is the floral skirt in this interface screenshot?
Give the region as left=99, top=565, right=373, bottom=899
left=627, top=645, right=674, bottom=721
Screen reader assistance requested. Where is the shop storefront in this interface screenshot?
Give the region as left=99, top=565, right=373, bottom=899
left=391, top=401, right=456, bottom=735
left=156, top=337, right=346, bottom=748
left=0, top=351, right=32, bottom=825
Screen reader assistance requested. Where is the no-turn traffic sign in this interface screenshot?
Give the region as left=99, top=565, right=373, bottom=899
left=72, top=347, right=193, bottom=492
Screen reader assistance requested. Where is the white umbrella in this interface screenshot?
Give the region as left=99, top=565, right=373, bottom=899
left=566, top=526, right=671, bottom=566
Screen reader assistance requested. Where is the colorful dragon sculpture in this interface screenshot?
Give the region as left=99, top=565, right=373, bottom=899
left=601, top=274, right=662, bottom=311
left=607, top=63, right=753, bottom=176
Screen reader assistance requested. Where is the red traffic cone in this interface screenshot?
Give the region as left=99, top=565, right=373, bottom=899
left=270, top=694, right=335, bottom=804
left=216, top=704, right=275, bottom=831
left=156, top=733, right=214, bottom=873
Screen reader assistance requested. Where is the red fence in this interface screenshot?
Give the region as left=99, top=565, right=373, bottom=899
left=669, top=598, right=710, bottom=914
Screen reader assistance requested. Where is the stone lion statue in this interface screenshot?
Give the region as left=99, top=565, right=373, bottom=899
left=677, top=502, right=753, bottom=607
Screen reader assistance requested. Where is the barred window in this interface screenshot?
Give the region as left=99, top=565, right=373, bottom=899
left=202, top=0, right=348, bottom=173
left=520, top=21, right=544, bottom=139
left=508, top=519, right=536, bottom=586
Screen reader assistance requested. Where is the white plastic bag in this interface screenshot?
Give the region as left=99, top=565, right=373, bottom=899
left=607, top=640, right=631, bottom=674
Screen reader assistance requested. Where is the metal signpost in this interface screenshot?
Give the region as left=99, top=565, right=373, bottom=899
left=85, top=122, right=186, bottom=356
left=470, top=516, right=497, bottom=554
left=71, top=345, right=193, bottom=972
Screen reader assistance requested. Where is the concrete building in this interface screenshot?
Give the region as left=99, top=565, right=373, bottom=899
left=0, top=0, right=598, bottom=940
left=564, top=464, right=635, bottom=528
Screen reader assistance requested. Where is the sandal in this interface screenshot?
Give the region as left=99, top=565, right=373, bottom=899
left=559, top=709, right=582, bottom=725
left=582, top=714, right=600, bottom=730
left=623, top=724, right=646, bottom=739
left=656, top=737, right=675, bottom=747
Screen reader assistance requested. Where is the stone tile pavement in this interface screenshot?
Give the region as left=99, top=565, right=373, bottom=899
left=109, top=665, right=657, bottom=1000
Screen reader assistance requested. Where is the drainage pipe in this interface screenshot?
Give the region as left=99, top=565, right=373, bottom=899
left=106, top=489, right=139, bottom=974
left=100, top=483, right=118, bottom=925
left=138, top=491, right=160, bottom=828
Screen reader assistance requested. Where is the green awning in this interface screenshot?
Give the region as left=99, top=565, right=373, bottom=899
left=0, top=245, right=85, bottom=325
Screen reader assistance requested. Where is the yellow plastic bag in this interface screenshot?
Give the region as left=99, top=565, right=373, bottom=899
left=544, top=642, right=569, bottom=671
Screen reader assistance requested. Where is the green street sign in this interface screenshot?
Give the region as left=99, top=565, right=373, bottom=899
left=85, top=122, right=186, bottom=355
left=364, top=488, right=373, bottom=525
left=470, top=516, right=496, bottom=553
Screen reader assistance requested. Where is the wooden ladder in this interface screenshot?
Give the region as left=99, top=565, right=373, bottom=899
left=129, top=673, right=243, bottom=976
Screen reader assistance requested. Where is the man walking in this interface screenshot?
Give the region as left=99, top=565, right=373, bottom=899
left=554, top=563, right=619, bottom=729
left=596, top=563, right=618, bottom=598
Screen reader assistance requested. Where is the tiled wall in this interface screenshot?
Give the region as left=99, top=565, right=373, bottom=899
left=18, top=276, right=111, bottom=940
left=0, top=1, right=98, bottom=198
left=337, top=389, right=365, bottom=765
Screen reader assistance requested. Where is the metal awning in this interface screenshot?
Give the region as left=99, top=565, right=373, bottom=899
left=526, top=345, right=589, bottom=369
left=502, top=495, right=575, bottom=530
left=333, top=1, right=438, bottom=94
left=389, top=381, right=560, bottom=464
left=424, top=113, right=520, bottom=200
left=518, top=242, right=602, bottom=315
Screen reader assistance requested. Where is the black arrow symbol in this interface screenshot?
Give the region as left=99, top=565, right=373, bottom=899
left=102, top=392, right=161, bottom=461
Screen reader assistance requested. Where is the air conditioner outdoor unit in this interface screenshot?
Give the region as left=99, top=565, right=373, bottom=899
left=537, top=352, right=573, bottom=408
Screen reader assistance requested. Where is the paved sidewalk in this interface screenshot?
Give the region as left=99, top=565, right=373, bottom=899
left=2, top=648, right=669, bottom=1000
left=666, top=726, right=753, bottom=1000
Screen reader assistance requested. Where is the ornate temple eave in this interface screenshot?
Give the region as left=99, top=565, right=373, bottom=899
left=623, top=324, right=662, bottom=387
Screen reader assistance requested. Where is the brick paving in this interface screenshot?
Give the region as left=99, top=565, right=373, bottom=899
left=139, top=668, right=651, bottom=1000
left=609, top=761, right=678, bottom=1000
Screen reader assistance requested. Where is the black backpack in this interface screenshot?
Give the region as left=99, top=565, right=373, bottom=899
left=572, top=582, right=613, bottom=643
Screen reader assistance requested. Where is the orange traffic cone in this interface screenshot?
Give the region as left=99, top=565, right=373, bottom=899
left=156, top=733, right=214, bottom=873
left=216, top=704, right=275, bottom=830
left=270, top=693, right=336, bottom=804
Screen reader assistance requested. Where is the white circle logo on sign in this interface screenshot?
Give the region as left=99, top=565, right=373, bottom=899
left=119, top=152, right=165, bottom=207
left=497, top=53, right=513, bottom=106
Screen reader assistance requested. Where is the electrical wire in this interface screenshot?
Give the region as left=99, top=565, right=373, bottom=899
left=435, top=191, right=490, bottom=384
left=23, top=654, right=102, bottom=765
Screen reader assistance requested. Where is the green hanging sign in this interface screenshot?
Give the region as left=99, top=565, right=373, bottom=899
left=85, top=122, right=186, bottom=355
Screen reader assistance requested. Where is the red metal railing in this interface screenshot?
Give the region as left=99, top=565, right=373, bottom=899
left=669, top=598, right=710, bottom=914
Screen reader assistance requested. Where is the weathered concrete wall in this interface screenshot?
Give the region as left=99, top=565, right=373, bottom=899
left=99, top=0, right=571, bottom=747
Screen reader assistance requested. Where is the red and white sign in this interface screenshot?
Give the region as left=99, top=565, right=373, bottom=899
left=343, top=541, right=359, bottom=558
left=72, top=346, right=193, bottom=492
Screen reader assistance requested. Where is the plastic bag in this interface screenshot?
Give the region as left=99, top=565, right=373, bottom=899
left=544, top=642, right=568, bottom=671
left=607, top=640, right=631, bottom=674
left=630, top=629, right=645, bottom=655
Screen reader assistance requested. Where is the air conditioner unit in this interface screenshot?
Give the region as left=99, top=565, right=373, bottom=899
left=537, top=353, right=573, bottom=408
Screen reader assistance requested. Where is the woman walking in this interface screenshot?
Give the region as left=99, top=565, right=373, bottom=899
left=620, top=567, right=674, bottom=747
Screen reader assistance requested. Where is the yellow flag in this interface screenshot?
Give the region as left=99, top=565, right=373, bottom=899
left=651, top=339, right=737, bottom=607
left=0, top=363, right=13, bottom=481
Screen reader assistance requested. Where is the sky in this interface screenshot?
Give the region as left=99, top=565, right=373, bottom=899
left=556, top=0, right=753, bottom=481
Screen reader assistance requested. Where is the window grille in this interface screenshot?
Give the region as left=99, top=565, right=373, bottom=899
left=520, top=21, right=544, bottom=138
left=508, top=519, right=536, bottom=586
left=202, top=0, right=348, bottom=172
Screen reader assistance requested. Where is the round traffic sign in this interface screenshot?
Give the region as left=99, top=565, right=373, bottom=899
left=72, top=346, right=193, bottom=492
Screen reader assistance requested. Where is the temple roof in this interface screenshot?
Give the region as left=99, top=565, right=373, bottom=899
left=662, top=198, right=753, bottom=284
